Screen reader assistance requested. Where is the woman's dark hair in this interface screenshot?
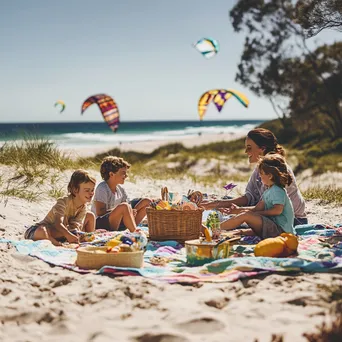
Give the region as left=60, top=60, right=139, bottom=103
left=258, top=154, right=292, bottom=188
left=247, top=128, right=285, bottom=157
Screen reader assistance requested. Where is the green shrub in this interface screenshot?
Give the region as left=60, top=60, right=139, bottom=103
left=303, top=186, right=342, bottom=204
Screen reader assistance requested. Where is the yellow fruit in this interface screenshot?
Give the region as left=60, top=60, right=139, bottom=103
left=280, top=233, right=298, bottom=251
left=106, top=239, right=121, bottom=248
left=203, top=227, right=212, bottom=242
left=254, top=237, right=285, bottom=257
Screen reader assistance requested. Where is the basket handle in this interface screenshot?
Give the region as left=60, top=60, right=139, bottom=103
left=161, top=187, right=169, bottom=201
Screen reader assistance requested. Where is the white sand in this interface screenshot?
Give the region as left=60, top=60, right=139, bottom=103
left=1, top=136, right=342, bottom=342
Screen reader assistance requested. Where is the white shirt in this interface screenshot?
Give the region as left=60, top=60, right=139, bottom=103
left=91, top=181, right=128, bottom=217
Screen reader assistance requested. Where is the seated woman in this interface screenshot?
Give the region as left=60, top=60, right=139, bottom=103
left=202, top=128, right=307, bottom=226
left=91, top=156, right=151, bottom=232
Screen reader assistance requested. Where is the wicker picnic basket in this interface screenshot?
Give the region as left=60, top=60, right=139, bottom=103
left=76, top=246, right=144, bottom=270
left=146, top=207, right=203, bottom=244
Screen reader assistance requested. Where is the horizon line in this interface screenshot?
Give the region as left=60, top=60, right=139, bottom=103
left=0, top=119, right=267, bottom=124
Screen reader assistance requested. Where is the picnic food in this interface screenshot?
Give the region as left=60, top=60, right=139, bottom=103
left=187, top=190, right=203, bottom=205
left=254, top=233, right=299, bottom=257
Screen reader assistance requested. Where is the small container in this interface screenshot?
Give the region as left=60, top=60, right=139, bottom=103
left=185, top=238, right=236, bottom=266
left=76, top=246, right=144, bottom=269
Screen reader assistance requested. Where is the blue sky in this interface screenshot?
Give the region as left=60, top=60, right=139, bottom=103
left=0, top=0, right=340, bottom=123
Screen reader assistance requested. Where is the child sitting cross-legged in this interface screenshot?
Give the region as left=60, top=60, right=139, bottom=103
left=219, top=153, right=295, bottom=239
left=24, top=169, right=96, bottom=246
left=91, top=156, right=151, bottom=232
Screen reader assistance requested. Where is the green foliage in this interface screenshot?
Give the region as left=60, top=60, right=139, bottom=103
left=0, top=136, right=73, bottom=170
left=258, top=118, right=342, bottom=174
left=0, top=187, right=43, bottom=202
left=48, top=187, right=65, bottom=199
left=0, top=136, right=94, bottom=202
left=302, top=186, right=342, bottom=204
left=229, top=1, right=342, bottom=139
left=94, top=143, right=189, bottom=164
left=296, top=0, right=342, bottom=38
left=205, top=211, right=220, bottom=229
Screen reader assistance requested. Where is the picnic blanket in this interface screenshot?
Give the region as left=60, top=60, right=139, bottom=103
left=1, top=223, right=342, bottom=284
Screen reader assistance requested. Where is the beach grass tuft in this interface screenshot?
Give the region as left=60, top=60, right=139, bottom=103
left=0, top=187, right=43, bottom=202
left=0, top=136, right=94, bottom=202
left=303, top=186, right=342, bottom=205
left=0, top=135, right=74, bottom=170
left=48, top=187, right=65, bottom=199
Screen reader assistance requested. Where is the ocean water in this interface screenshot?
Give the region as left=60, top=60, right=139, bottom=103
left=0, top=120, right=262, bottom=149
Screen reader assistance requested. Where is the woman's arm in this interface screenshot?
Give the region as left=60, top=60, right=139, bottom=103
left=221, top=199, right=263, bottom=215
left=202, top=195, right=249, bottom=210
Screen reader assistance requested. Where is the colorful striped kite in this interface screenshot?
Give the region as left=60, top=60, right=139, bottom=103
left=81, top=94, right=120, bottom=132
left=198, top=89, right=249, bottom=121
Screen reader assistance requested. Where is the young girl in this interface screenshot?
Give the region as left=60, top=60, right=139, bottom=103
left=202, top=128, right=306, bottom=226
left=91, top=156, right=151, bottom=232
left=24, top=169, right=96, bottom=246
left=219, top=154, right=295, bottom=238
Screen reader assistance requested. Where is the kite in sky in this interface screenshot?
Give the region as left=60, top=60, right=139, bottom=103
left=81, top=94, right=120, bottom=132
left=198, top=89, right=249, bottom=121
left=54, top=100, right=65, bottom=113
left=193, top=37, right=219, bottom=59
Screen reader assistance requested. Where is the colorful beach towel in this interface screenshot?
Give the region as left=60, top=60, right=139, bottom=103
left=1, top=223, right=341, bottom=284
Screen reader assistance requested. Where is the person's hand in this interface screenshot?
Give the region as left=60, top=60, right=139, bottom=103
left=200, top=200, right=217, bottom=210
left=66, top=233, right=79, bottom=244
left=132, top=209, right=137, bottom=217
left=218, top=208, right=230, bottom=215
left=219, top=203, right=239, bottom=215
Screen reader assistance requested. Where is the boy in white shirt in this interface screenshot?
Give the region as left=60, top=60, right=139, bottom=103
left=91, top=156, right=151, bottom=232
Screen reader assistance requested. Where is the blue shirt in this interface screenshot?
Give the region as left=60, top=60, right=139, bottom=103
left=262, top=185, right=294, bottom=234
left=245, top=166, right=306, bottom=219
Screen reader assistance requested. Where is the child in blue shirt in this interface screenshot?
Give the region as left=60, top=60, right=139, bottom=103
left=220, top=153, right=294, bottom=238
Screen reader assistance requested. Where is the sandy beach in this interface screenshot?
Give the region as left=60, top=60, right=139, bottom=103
left=1, top=135, right=342, bottom=342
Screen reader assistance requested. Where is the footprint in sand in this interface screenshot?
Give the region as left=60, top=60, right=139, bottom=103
left=1, top=288, right=12, bottom=296
left=133, top=333, right=189, bottom=342
left=204, top=296, right=230, bottom=309
left=176, top=317, right=225, bottom=334
left=49, top=276, right=74, bottom=288
left=286, top=297, right=309, bottom=307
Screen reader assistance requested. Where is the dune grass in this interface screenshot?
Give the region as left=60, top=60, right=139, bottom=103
left=0, top=136, right=95, bottom=202
left=303, top=186, right=342, bottom=205
left=1, top=134, right=341, bottom=203
left=0, top=136, right=73, bottom=170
